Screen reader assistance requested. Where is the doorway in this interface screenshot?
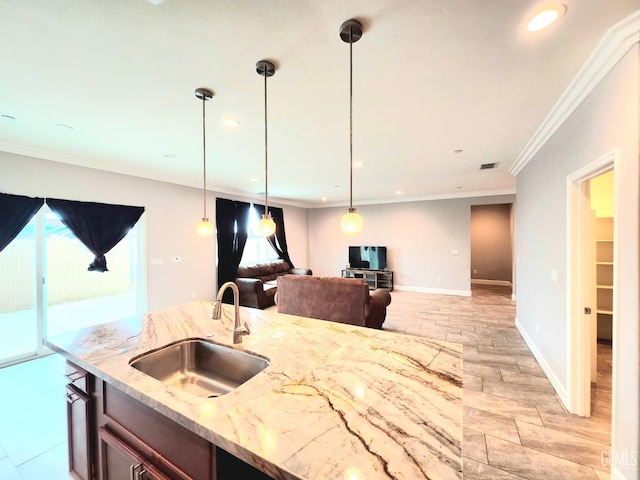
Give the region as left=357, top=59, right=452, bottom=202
left=567, top=152, right=616, bottom=419
left=470, top=203, right=514, bottom=293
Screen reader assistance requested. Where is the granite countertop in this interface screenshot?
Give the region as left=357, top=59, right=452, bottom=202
left=46, top=300, right=463, bottom=480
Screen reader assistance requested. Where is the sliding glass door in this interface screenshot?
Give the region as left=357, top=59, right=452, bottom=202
left=0, top=216, right=39, bottom=365
left=44, top=208, right=142, bottom=336
left=0, top=208, right=145, bottom=368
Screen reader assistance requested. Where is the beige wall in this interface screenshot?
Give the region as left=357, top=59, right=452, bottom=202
left=470, top=203, right=513, bottom=283
left=590, top=169, right=614, bottom=218
left=0, top=152, right=308, bottom=311
left=515, top=44, right=638, bottom=479
left=308, top=194, right=515, bottom=294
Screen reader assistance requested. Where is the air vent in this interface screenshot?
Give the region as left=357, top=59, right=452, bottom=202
left=480, top=162, right=498, bottom=170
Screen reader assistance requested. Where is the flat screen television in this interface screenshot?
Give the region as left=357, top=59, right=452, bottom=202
left=348, top=246, right=387, bottom=271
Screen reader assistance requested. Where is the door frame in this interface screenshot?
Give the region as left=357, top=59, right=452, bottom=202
left=566, top=149, right=617, bottom=416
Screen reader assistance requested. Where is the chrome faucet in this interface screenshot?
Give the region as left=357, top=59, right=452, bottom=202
left=212, top=281, right=250, bottom=344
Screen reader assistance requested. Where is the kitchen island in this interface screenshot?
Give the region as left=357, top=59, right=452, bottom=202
left=46, top=300, right=463, bottom=480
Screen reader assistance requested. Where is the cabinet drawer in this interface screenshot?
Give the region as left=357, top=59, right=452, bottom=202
left=66, top=361, right=90, bottom=394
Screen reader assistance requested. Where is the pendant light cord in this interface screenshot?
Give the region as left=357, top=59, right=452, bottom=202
left=264, top=71, right=269, bottom=215
left=349, top=27, right=354, bottom=210
left=202, top=95, right=207, bottom=219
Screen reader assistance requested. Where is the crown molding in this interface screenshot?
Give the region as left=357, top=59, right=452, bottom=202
left=510, top=10, right=640, bottom=176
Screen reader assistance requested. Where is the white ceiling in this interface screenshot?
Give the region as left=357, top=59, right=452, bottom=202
left=1, top=1, right=637, bottom=207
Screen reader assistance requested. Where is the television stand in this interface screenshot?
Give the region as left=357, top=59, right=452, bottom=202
left=342, top=269, right=394, bottom=291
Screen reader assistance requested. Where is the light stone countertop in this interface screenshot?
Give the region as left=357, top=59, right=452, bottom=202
left=46, top=300, right=463, bottom=480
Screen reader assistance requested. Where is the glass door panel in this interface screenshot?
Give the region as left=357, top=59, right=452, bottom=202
left=0, top=217, right=38, bottom=365
left=44, top=209, right=140, bottom=337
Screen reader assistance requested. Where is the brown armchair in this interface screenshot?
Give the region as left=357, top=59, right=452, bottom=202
left=235, top=260, right=312, bottom=309
left=275, top=275, right=391, bottom=329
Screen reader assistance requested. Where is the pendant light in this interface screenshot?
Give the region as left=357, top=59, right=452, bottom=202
left=256, top=60, right=277, bottom=237
left=339, top=19, right=364, bottom=234
left=195, top=87, right=214, bottom=237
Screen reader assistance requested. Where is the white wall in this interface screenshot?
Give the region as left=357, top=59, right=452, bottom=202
left=0, top=152, right=308, bottom=311
left=515, top=44, right=638, bottom=479
left=308, top=194, right=515, bottom=294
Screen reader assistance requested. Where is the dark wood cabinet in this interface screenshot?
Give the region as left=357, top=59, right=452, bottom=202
left=66, top=362, right=273, bottom=480
left=99, top=427, right=169, bottom=480
left=66, top=362, right=94, bottom=480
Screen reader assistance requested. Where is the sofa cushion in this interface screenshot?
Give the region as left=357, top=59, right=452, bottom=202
left=276, top=275, right=369, bottom=327
left=237, top=265, right=259, bottom=278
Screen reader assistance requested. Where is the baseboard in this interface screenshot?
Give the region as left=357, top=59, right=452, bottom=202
left=515, top=318, right=570, bottom=408
left=394, top=285, right=472, bottom=297
left=471, top=279, right=513, bottom=287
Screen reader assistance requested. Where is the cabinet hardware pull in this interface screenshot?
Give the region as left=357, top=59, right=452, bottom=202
left=130, top=463, right=141, bottom=480
left=65, top=392, right=78, bottom=404
left=137, top=468, right=147, bottom=479
left=65, top=371, right=84, bottom=382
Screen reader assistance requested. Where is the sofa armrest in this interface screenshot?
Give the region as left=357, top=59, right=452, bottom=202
left=235, top=277, right=263, bottom=295
left=366, top=289, right=392, bottom=329
left=289, top=268, right=313, bottom=276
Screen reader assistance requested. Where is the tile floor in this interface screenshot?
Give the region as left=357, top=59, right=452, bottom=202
left=0, top=353, right=69, bottom=479
left=0, top=285, right=612, bottom=479
left=384, top=285, right=613, bottom=480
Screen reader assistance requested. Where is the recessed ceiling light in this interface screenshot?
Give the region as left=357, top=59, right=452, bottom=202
left=55, top=123, right=74, bottom=131
left=249, top=177, right=259, bottom=183
left=223, top=118, right=240, bottom=128
left=395, top=190, right=402, bottom=195
left=320, top=197, right=327, bottom=202
left=1, top=115, right=15, bottom=121
left=353, top=161, right=364, bottom=168
left=164, top=153, right=178, bottom=159
left=454, top=149, right=463, bottom=154
left=527, top=5, right=566, bottom=32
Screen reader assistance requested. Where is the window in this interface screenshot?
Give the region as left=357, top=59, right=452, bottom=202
left=239, top=206, right=278, bottom=265
left=0, top=206, right=145, bottom=367
left=44, top=207, right=143, bottom=336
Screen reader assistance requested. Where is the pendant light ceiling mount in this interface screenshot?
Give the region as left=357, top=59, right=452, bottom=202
left=339, top=18, right=364, bottom=235
left=339, top=19, right=363, bottom=43
left=195, top=87, right=214, bottom=237
left=256, top=59, right=277, bottom=237
left=256, top=60, right=275, bottom=78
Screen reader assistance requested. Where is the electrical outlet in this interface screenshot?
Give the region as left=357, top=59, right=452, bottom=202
left=172, top=256, right=182, bottom=263
left=437, top=276, right=442, bottom=282
left=191, top=292, right=196, bottom=299
left=473, top=269, right=477, bottom=274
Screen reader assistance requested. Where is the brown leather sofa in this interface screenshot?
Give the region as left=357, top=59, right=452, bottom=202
left=236, top=260, right=312, bottom=309
left=275, top=274, right=392, bottom=329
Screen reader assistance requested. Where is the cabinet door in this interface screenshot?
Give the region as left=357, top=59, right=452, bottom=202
left=98, top=427, right=171, bottom=480
left=67, top=385, right=92, bottom=480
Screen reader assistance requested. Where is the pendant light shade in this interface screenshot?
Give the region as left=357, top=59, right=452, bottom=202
left=195, top=87, right=214, bottom=237
left=339, top=19, right=364, bottom=235
left=256, top=60, right=276, bottom=237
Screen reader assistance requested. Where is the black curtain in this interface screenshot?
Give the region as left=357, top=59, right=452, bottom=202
left=46, top=198, right=144, bottom=272
left=0, top=193, right=44, bottom=253
left=216, top=198, right=251, bottom=303
left=254, top=204, right=294, bottom=268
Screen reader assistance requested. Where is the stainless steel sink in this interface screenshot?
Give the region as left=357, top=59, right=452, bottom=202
left=129, top=338, right=269, bottom=398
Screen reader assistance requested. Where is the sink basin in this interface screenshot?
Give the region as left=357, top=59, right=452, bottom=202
left=129, top=338, right=269, bottom=398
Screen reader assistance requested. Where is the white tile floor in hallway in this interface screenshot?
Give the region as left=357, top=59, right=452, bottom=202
left=0, top=285, right=613, bottom=479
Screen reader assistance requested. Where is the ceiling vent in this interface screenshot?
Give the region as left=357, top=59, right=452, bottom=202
left=480, top=162, right=498, bottom=170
